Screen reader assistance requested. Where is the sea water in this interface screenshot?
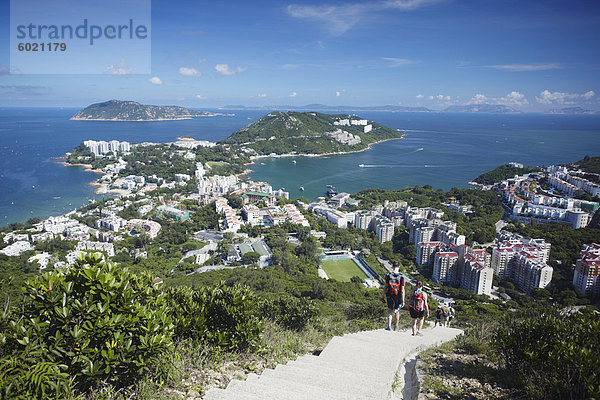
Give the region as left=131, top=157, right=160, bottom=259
left=1, top=107, right=599, bottom=226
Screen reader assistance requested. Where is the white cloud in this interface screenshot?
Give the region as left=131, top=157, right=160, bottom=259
left=197, top=58, right=206, bottom=65
left=215, top=64, right=247, bottom=76
left=382, top=57, right=416, bottom=67
left=179, top=67, right=202, bottom=76
left=416, top=94, right=424, bottom=99
left=195, top=94, right=207, bottom=100
left=584, top=90, right=596, bottom=100
left=104, top=59, right=132, bottom=75
left=466, top=92, right=528, bottom=106
left=468, top=94, right=488, bottom=104
left=287, top=0, right=441, bottom=35
left=487, top=63, right=562, bottom=72
left=148, top=76, right=163, bottom=85
left=179, top=67, right=202, bottom=77
left=289, top=92, right=297, bottom=97
left=536, top=89, right=595, bottom=105
left=426, top=94, right=451, bottom=101
left=257, top=93, right=267, bottom=98
left=499, top=91, right=528, bottom=106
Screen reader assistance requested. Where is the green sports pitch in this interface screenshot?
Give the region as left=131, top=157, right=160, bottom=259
left=320, top=258, right=368, bottom=282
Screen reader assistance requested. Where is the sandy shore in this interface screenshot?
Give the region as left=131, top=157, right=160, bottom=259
left=56, top=161, right=105, bottom=175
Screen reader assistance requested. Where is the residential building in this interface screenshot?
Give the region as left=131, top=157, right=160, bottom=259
left=433, top=251, right=459, bottom=283
left=573, top=243, right=600, bottom=295
left=462, top=255, right=493, bottom=295
left=416, top=241, right=445, bottom=266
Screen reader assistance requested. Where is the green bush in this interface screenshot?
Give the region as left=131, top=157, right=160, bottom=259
left=0, top=254, right=174, bottom=398
left=493, top=311, right=600, bottom=400
left=166, top=283, right=263, bottom=351
left=260, top=294, right=318, bottom=331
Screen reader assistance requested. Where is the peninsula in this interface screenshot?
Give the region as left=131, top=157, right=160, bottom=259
left=218, top=111, right=404, bottom=155
left=70, top=100, right=232, bottom=121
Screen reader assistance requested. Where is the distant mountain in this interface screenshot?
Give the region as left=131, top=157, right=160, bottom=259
left=218, top=104, right=434, bottom=112
left=218, top=111, right=404, bottom=155
left=546, top=107, right=596, bottom=115
left=443, top=104, right=519, bottom=114
left=71, top=100, right=225, bottom=121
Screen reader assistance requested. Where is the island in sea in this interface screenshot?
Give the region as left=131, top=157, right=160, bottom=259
left=70, top=99, right=233, bottom=121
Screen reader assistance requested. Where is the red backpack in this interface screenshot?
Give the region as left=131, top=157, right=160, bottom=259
left=386, top=273, right=404, bottom=296
left=411, top=290, right=425, bottom=312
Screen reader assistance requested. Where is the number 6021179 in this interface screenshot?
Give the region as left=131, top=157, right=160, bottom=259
left=18, top=43, right=67, bottom=51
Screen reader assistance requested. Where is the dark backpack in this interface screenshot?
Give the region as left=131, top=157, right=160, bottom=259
left=410, top=290, right=425, bottom=312
left=386, top=273, right=404, bottom=296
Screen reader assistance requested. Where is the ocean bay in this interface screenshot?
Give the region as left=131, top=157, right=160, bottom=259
left=1, top=108, right=599, bottom=226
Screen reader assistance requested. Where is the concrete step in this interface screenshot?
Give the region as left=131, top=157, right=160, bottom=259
left=286, top=355, right=387, bottom=381
left=203, top=387, right=265, bottom=400
left=227, top=373, right=359, bottom=400
left=256, top=363, right=383, bottom=400
left=291, top=354, right=399, bottom=378
left=204, top=327, right=464, bottom=400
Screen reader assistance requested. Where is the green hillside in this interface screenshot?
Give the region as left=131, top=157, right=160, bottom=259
left=70, top=100, right=215, bottom=121
left=218, top=111, right=403, bottom=155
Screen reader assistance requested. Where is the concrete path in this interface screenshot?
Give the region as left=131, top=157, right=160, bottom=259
left=204, top=327, right=462, bottom=400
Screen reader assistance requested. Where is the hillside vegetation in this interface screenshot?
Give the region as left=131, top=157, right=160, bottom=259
left=70, top=100, right=215, bottom=121
left=473, top=164, right=543, bottom=185
left=218, top=111, right=403, bottom=155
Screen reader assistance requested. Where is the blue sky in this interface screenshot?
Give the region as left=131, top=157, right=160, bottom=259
left=0, top=0, right=599, bottom=111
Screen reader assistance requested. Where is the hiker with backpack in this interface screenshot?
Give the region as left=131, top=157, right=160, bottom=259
left=408, top=280, right=429, bottom=336
left=447, top=304, right=455, bottom=327
left=434, top=307, right=442, bottom=327
left=380, top=261, right=405, bottom=331
left=441, top=304, right=450, bottom=327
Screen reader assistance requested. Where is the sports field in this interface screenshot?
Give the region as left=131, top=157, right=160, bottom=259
left=320, top=258, right=368, bottom=282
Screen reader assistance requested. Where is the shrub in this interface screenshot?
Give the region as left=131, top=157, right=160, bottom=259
left=166, top=283, right=263, bottom=351
left=0, top=254, right=174, bottom=398
left=260, top=294, right=318, bottom=331
left=492, top=311, right=600, bottom=400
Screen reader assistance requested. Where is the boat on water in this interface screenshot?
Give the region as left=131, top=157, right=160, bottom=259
left=359, top=164, right=365, bottom=168
left=326, top=184, right=333, bottom=188
left=326, top=188, right=337, bottom=197
left=53, top=196, right=61, bottom=200
left=292, top=160, right=297, bottom=164
left=299, top=187, right=305, bottom=191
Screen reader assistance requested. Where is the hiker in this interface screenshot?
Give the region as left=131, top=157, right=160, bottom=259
left=380, top=261, right=405, bottom=331
left=441, top=304, right=450, bottom=327
left=447, top=304, right=455, bottom=328
left=434, top=306, right=442, bottom=327
left=409, top=280, right=429, bottom=336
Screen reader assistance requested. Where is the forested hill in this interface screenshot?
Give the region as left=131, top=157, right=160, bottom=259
left=70, top=100, right=216, bottom=121
left=473, top=164, right=544, bottom=185
left=218, top=111, right=403, bottom=155
left=572, top=155, right=600, bottom=174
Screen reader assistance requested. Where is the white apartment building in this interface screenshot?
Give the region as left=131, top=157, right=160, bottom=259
left=374, top=215, right=394, bottom=243
left=462, top=255, right=493, bottom=296
left=433, top=251, right=459, bottom=283
left=76, top=241, right=115, bottom=257
left=573, top=243, right=600, bottom=295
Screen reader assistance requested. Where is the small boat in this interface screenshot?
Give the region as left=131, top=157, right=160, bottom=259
left=53, top=196, right=61, bottom=200
left=292, top=160, right=297, bottom=164
left=326, top=184, right=333, bottom=188
left=299, top=187, right=305, bottom=191
left=326, top=189, right=337, bottom=197
left=359, top=164, right=365, bottom=168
